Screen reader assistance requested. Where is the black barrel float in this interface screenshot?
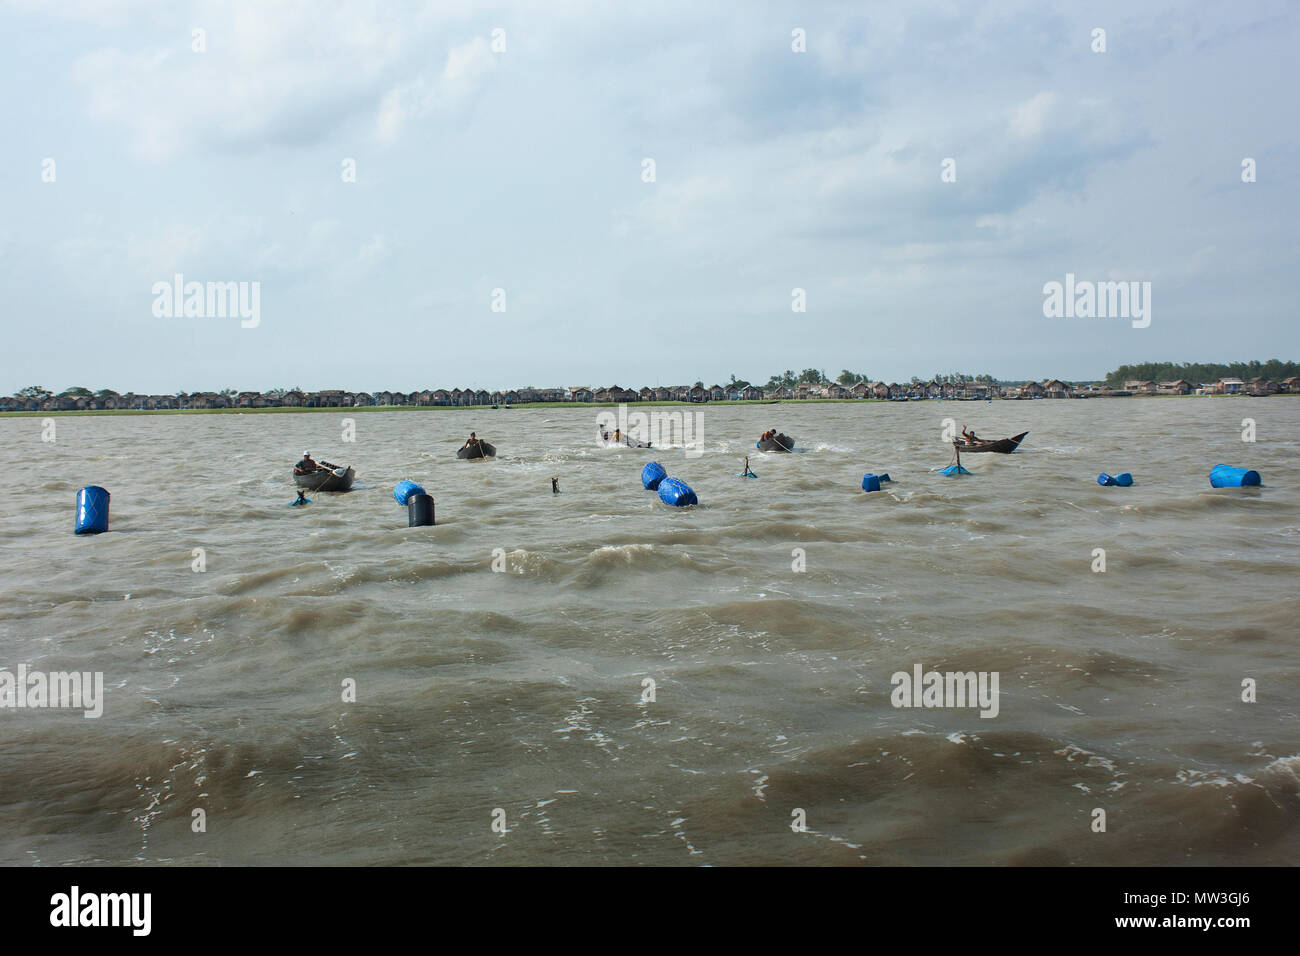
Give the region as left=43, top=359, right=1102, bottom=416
left=408, top=493, right=435, bottom=527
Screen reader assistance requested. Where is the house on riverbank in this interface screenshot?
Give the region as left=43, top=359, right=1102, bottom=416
left=10, top=372, right=1294, bottom=412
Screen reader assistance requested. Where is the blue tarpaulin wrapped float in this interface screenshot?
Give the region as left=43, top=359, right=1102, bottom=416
left=641, top=461, right=667, bottom=490
left=394, top=480, right=426, bottom=506
left=862, top=473, right=882, bottom=492
left=1097, top=472, right=1133, bottom=486
left=1210, top=464, right=1261, bottom=488
left=75, top=486, right=110, bottom=534
left=657, top=477, right=698, bottom=506
left=940, top=464, right=971, bottom=476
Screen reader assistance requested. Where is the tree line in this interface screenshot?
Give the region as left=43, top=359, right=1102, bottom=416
left=1104, top=360, right=1299, bottom=388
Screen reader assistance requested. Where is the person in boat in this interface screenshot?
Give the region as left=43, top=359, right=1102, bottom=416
left=960, top=427, right=980, bottom=444
left=462, top=432, right=481, bottom=450
left=760, top=429, right=774, bottom=442
left=294, top=451, right=317, bottom=475
left=613, top=428, right=622, bottom=442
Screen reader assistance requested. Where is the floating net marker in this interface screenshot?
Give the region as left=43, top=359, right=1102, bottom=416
left=939, top=447, right=971, bottom=477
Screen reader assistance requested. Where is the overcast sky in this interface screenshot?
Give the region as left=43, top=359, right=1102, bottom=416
left=2, top=0, right=1296, bottom=394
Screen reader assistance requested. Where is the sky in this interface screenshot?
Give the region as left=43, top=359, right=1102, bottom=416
left=1, top=0, right=1296, bottom=394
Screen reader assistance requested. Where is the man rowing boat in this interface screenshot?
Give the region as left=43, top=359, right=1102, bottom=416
left=294, top=451, right=317, bottom=475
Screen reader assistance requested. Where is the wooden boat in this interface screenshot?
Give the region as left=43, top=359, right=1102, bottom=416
left=756, top=433, right=794, bottom=452
left=457, top=440, right=497, bottom=459
left=598, top=429, right=652, bottom=449
left=952, top=430, right=1027, bottom=454
left=293, top=464, right=355, bottom=492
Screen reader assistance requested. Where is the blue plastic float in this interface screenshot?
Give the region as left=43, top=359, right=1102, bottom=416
left=394, top=480, right=425, bottom=506
left=940, top=464, right=971, bottom=476
left=75, top=486, right=110, bottom=534
left=862, top=473, right=882, bottom=492
left=1209, top=464, right=1261, bottom=488
left=1097, top=472, right=1133, bottom=487
left=641, top=461, right=667, bottom=490
left=657, top=477, right=698, bottom=507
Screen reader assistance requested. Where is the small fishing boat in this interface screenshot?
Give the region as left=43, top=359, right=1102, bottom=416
left=756, top=433, right=794, bottom=452
left=952, top=430, right=1028, bottom=454
left=293, top=464, right=355, bottom=492
left=457, top=441, right=497, bottom=459
left=598, top=428, right=652, bottom=449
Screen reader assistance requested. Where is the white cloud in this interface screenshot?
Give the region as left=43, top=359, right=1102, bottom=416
left=374, top=37, right=496, bottom=144
left=65, top=1, right=488, bottom=160
left=1010, top=92, right=1058, bottom=139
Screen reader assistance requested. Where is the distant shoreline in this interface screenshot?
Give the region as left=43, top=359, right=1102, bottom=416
left=2, top=393, right=1287, bottom=418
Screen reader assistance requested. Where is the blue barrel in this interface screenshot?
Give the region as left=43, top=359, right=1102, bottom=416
left=394, top=480, right=425, bottom=506
left=75, top=486, right=110, bottom=534
left=657, top=477, right=697, bottom=506
left=641, top=461, right=667, bottom=490
left=1210, top=464, right=1261, bottom=488
left=862, top=473, right=882, bottom=493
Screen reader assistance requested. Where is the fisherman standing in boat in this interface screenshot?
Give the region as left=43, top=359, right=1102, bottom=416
left=294, top=451, right=317, bottom=475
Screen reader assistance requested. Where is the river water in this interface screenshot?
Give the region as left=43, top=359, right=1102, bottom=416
left=1, top=398, right=1296, bottom=865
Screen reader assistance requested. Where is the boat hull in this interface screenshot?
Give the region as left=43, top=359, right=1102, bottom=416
left=756, top=433, right=794, bottom=452
left=952, top=431, right=1028, bottom=454
left=293, top=466, right=355, bottom=492
left=457, top=441, right=497, bottom=459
